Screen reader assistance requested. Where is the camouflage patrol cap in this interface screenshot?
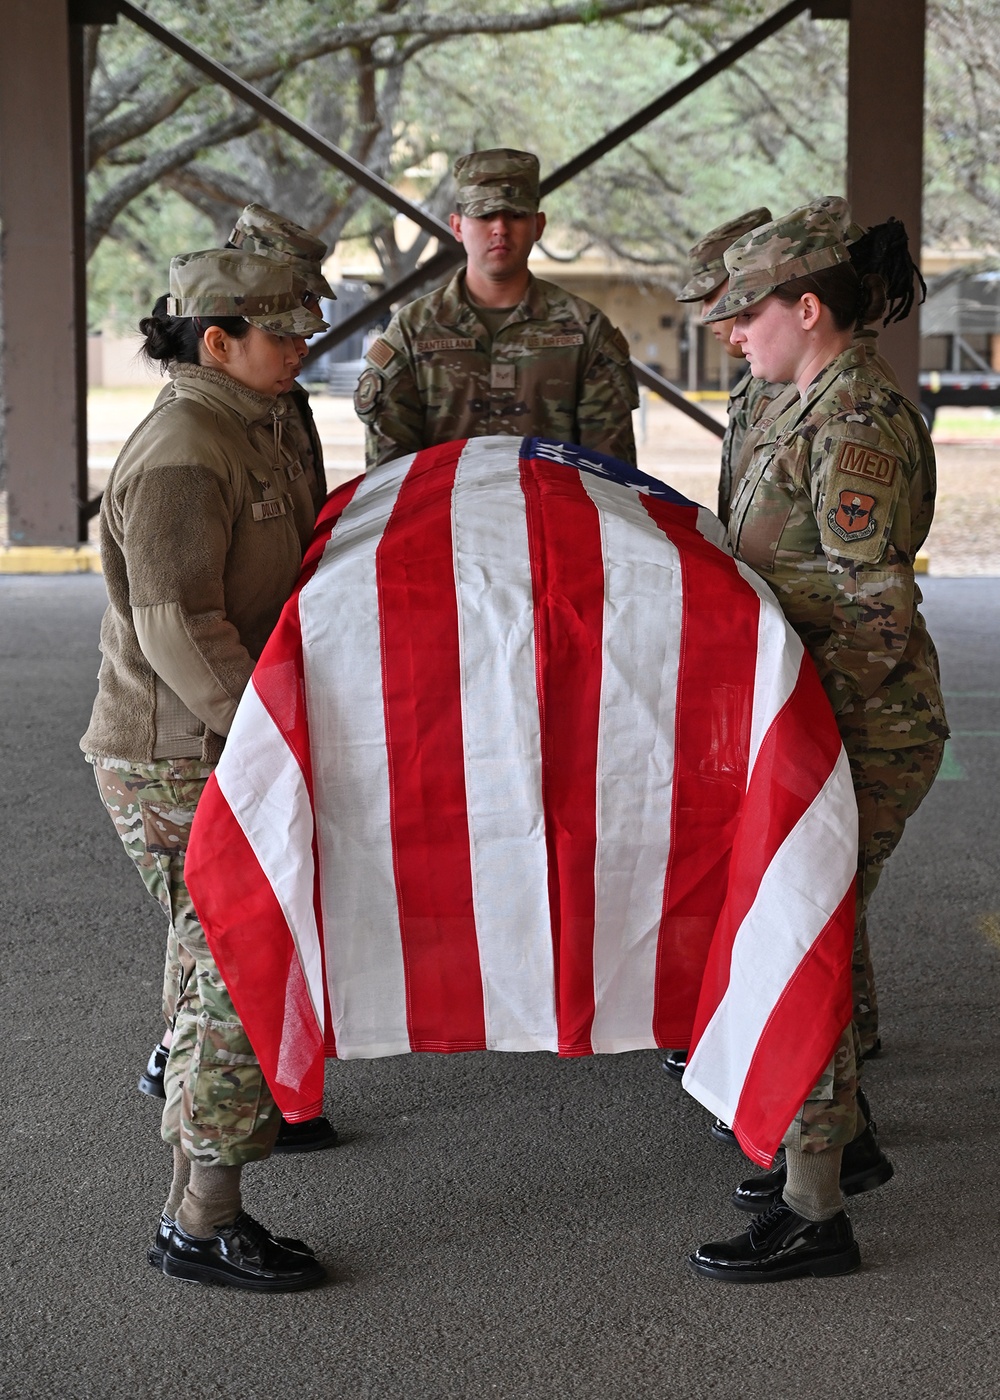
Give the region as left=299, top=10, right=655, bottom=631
left=702, top=204, right=851, bottom=323
left=167, top=249, right=329, bottom=336
left=676, top=207, right=772, bottom=302
left=807, top=195, right=865, bottom=245
left=453, top=148, right=540, bottom=217
left=228, top=203, right=337, bottom=300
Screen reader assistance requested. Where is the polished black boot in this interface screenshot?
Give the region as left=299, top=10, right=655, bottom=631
left=137, top=1041, right=169, bottom=1099
left=689, top=1202, right=860, bottom=1283
left=273, top=1115, right=339, bottom=1153
left=732, top=1123, right=893, bottom=1212
left=160, top=1212, right=326, bottom=1291
left=660, top=1049, right=687, bottom=1080
left=148, top=1213, right=315, bottom=1270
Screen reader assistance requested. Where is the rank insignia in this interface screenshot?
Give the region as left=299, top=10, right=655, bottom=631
left=828, top=490, right=877, bottom=542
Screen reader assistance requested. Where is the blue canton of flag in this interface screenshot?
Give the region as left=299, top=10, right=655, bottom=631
left=521, top=436, right=697, bottom=507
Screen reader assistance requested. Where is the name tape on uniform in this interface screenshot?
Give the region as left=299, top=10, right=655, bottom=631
left=415, top=337, right=478, bottom=353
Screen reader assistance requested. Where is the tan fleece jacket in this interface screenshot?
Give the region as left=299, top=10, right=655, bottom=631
left=81, top=363, right=316, bottom=764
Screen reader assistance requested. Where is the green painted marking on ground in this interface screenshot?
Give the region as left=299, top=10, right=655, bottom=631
left=937, top=740, right=965, bottom=780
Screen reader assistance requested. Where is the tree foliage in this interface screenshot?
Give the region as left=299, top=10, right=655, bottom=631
left=84, top=0, right=1000, bottom=331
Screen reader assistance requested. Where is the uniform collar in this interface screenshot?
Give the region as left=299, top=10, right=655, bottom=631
left=437, top=268, right=547, bottom=332
left=167, top=361, right=281, bottom=424
left=798, top=343, right=867, bottom=407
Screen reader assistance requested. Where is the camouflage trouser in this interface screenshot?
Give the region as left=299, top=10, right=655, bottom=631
left=783, top=736, right=945, bottom=1154
left=782, top=1024, right=858, bottom=1155
left=91, top=757, right=280, bottom=1167
left=848, top=737, right=946, bottom=1057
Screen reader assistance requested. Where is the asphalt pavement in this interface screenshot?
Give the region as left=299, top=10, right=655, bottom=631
left=1, top=574, right=998, bottom=1400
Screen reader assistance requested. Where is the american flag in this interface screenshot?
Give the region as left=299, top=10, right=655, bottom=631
left=186, top=436, right=857, bottom=1168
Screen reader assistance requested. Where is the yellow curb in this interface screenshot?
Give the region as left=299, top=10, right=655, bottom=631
left=0, top=545, right=103, bottom=575
left=914, top=552, right=930, bottom=575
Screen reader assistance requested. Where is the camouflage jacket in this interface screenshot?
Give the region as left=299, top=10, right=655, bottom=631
left=355, top=269, right=639, bottom=468
left=718, top=368, right=787, bottom=523
left=727, top=344, right=948, bottom=751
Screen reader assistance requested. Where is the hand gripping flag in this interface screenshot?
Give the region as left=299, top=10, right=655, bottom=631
left=186, top=436, right=857, bottom=1168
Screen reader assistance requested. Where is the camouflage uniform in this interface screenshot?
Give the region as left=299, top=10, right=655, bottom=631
left=228, top=203, right=338, bottom=513
left=718, top=369, right=787, bottom=524
left=356, top=148, right=639, bottom=468
left=91, top=759, right=279, bottom=1166
left=84, top=250, right=325, bottom=1168
left=707, top=206, right=949, bottom=1151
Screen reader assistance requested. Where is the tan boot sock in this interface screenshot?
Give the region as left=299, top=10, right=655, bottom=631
left=782, top=1145, right=844, bottom=1221
left=175, top=1162, right=243, bottom=1239
left=163, top=1147, right=190, bottom=1220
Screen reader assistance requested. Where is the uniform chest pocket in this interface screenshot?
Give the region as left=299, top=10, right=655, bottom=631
left=727, top=448, right=797, bottom=573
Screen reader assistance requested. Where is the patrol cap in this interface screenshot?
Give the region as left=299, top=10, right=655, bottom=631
left=228, top=202, right=337, bottom=300
left=702, top=204, right=852, bottom=323
left=166, top=249, right=329, bottom=336
left=676, top=207, right=772, bottom=302
left=453, top=148, right=540, bottom=217
left=806, top=195, right=866, bottom=245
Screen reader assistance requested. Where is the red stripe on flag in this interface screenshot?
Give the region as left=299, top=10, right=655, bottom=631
left=689, top=652, right=847, bottom=1040
left=247, top=473, right=364, bottom=1056
left=521, top=456, right=605, bottom=1053
left=687, top=651, right=853, bottom=1161
left=731, top=885, right=855, bottom=1166
left=640, top=495, right=759, bottom=1048
left=187, top=779, right=326, bottom=1121
left=376, top=443, right=487, bottom=1051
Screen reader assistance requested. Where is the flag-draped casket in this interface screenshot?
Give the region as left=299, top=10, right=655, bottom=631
left=186, top=436, right=857, bottom=1168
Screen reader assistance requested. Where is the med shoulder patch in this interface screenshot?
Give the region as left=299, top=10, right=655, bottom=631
left=833, top=437, right=899, bottom=489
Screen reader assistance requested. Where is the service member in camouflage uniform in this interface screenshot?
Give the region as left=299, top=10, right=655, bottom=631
left=674, top=207, right=787, bottom=524
left=228, top=202, right=335, bottom=514
left=82, top=249, right=328, bottom=1292
left=689, top=205, right=947, bottom=1285
left=355, top=148, right=639, bottom=468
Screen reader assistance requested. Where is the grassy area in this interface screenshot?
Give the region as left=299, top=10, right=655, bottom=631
left=932, top=408, right=1000, bottom=437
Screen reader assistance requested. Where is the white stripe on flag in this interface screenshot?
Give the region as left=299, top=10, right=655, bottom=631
left=580, top=474, right=681, bottom=1050
left=734, top=561, right=804, bottom=776
left=451, top=438, right=557, bottom=1050
left=301, top=459, right=412, bottom=1057
left=683, top=745, right=858, bottom=1122
left=215, top=684, right=325, bottom=1036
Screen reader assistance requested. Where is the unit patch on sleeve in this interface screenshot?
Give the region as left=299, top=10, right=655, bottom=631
left=833, top=438, right=899, bottom=488
left=827, top=490, right=877, bottom=544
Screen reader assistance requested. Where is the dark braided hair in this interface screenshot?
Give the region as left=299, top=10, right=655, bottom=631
left=138, top=294, right=250, bottom=368
left=848, top=218, right=926, bottom=326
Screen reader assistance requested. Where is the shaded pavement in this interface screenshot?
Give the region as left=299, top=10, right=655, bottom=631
left=1, top=574, right=998, bottom=1400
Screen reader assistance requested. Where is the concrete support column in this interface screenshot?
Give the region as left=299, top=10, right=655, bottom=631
left=846, top=0, right=927, bottom=403
left=0, top=0, right=86, bottom=546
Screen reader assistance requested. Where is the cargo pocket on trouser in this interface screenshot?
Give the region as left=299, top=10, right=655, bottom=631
left=179, top=1009, right=279, bottom=1168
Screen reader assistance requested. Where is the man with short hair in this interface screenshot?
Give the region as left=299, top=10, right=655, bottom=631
left=356, top=148, right=640, bottom=468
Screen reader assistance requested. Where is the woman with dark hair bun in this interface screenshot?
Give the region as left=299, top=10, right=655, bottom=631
left=688, top=204, right=948, bottom=1286
left=81, top=247, right=331, bottom=1292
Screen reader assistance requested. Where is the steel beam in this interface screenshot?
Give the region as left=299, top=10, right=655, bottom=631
left=632, top=361, right=725, bottom=438
left=117, top=1, right=457, bottom=247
